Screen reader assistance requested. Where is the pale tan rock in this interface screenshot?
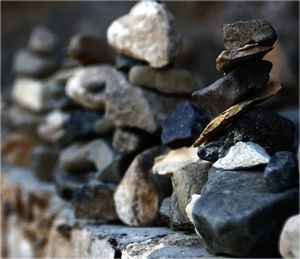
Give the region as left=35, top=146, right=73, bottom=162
left=107, top=1, right=182, bottom=68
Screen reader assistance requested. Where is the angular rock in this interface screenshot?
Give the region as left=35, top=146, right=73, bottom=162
left=192, top=167, right=299, bottom=257
left=185, top=194, right=201, bottom=225
left=213, top=142, right=271, bottom=170
left=263, top=151, right=299, bottom=193
left=161, top=101, right=209, bottom=148
left=129, top=65, right=199, bottom=94
left=193, top=82, right=282, bottom=146
left=192, top=60, right=272, bottom=117
left=115, top=54, right=145, bottom=72
left=107, top=1, right=181, bottom=68
left=280, top=214, right=300, bottom=259
left=172, top=161, right=210, bottom=219
left=28, top=26, right=58, bottom=54
left=114, top=146, right=171, bottom=226
left=73, top=180, right=118, bottom=221
left=223, top=19, right=277, bottom=50
left=13, top=49, right=57, bottom=78
left=153, top=147, right=199, bottom=176
left=216, top=44, right=273, bottom=73
left=197, top=108, right=295, bottom=161
left=93, top=117, right=115, bottom=135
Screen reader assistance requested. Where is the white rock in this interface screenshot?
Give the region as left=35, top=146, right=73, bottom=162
left=185, top=194, right=201, bottom=225
left=107, top=0, right=181, bottom=68
left=213, top=142, right=271, bottom=170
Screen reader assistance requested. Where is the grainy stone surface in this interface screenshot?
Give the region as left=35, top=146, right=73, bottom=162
left=115, top=54, right=145, bottom=71
left=29, top=26, right=58, bottom=54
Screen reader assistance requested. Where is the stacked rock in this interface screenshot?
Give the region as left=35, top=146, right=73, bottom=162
left=189, top=20, right=299, bottom=257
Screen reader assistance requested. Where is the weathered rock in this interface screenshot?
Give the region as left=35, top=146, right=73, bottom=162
left=193, top=82, right=282, bottom=147
left=107, top=1, right=181, bottom=68
left=28, top=26, right=58, bottom=54
left=114, top=146, right=171, bottom=226
left=192, top=167, right=299, bottom=257
left=198, top=108, right=295, bottom=161
left=93, top=117, right=115, bottom=135
left=129, top=65, right=199, bottom=94
left=161, top=101, right=209, bottom=148
left=115, top=54, right=145, bottom=72
left=172, top=161, right=210, bottom=219
left=73, top=180, right=118, bottom=221
left=263, top=151, right=299, bottom=193
left=213, top=142, right=271, bottom=170
left=280, top=214, right=300, bottom=258
left=192, top=60, right=272, bottom=117
left=216, top=44, right=273, bottom=73
left=153, top=147, right=199, bottom=176
left=185, top=194, right=201, bottom=225
left=13, top=49, right=57, bottom=78
left=223, top=19, right=277, bottom=50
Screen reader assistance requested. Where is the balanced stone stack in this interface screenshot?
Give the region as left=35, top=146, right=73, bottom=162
left=189, top=19, right=299, bottom=257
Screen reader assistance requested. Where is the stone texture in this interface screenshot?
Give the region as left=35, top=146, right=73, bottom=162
left=185, top=194, right=201, bottom=225
left=197, top=108, right=295, bottom=161
left=192, top=60, right=272, bottom=117
left=115, top=54, right=145, bottom=72
left=153, top=147, right=199, bottom=176
left=93, top=117, right=115, bottom=135
left=172, top=161, right=210, bottom=219
left=213, top=142, right=271, bottom=170
left=216, top=44, right=273, bottom=73
left=129, top=65, right=199, bottom=94
left=192, top=167, right=299, bottom=257
left=193, top=82, right=282, bottom=147
left=114, top=146, right=171, bottom=226
left=263, top=151, right=299, bottom=193
left=107, top=1, right=181, bottom=68
left=280, top=214, right=300, bottom=258
left=223, top=19, right=277, bottom=50
left=161, top=101, right=209, bottom=148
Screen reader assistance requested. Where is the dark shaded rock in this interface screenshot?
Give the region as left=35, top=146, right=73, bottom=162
left=223, top=19, right=277, bottom=50
left=161, top=101, right=209, bottom=148
left=198, top=108, right=295, bottom=161
left=192, top=167, right=299, bottom=257
left=115, top=54, right=145, bottom=72
left=93, top=117, right=115, bottom=135
left=263, top=151, right=299, bottom=192
left=192, top=61, right=272, bottom=117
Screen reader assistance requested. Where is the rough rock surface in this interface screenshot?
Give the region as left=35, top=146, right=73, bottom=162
left=223, top=19, right=277, bottom=50
left=93, top=117, right=115, bottom=135
left=115, top=54, right=145, bottom=71
left=192, top=167, right=299, bottom=257
left=129, top=65, right=199, bottom=94
left=192, top=60, right=272, bottom=117
left=107, top=1, right=181, bottom=68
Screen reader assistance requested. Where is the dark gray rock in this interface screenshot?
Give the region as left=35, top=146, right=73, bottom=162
left=263, top=151, right=299, bottom=192
left=115, top=54, right=145, bottom=72
left=223, top=19, right=277, bottom=50
left=161, top=101, right=209, bottom=148
left=198, top=108, right=295, bottom=161
left=192, top=61, right=272, bottom=117
left=192, top=167, right=299, bottom=257
left=93, top=117, right=115, bottom=135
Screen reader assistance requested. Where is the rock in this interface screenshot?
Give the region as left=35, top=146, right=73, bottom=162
left=28, top=26, right=58, bottom=54
left=280, top=214, right=300, bottom=258
left=197, top=108, right=295, bottom=161
left=185, top=194, right=201, bottom=225
left=13, top=49, right=57, bottom=78
left=193, top=82, right=282, bottom=147
left=172, top=161, right=210, bottom=219
left=115, top=54, right=145, bottom=72
left=73, top=180, right=118, bottom=221
left=263, top=151, right=299, bottom=192
left=192, top=60, right=272, bottom=117
left=129, top=65, right=199, bottom=94
left=107, top=1, right=181, bottom=68
left=192, top=167, right=299, bottom=257
left=153, top=147, right=199, bottom=176
left=93, top=117, right=115, bottom=135
left=216, top=44, right=273, bottom=73
left=31, top=146, right=59, bottom=182
left=161, top=101, right=209, bottom=148
left=112, top=128, right=145, bottom=155
left=213, top=142, right=270, bottom=170
left=223, top=19, right=277, bottom=50
left=114, top=146, right=171, bottom=226
left=68, top=34, right=112, bottom=65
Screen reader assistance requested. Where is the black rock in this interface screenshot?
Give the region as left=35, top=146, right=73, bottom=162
left=192, top=61, right=272, bottom=117
left=192, top=167, right=299, bottom=257
left=198, top=108, right=295, bottom=161
left=263, top=151, right=299, bottom=192
left=161, top=101, right=209, bottom=148
left=223, top=19, right=277, bottom=50
left=115, top=54, right=146, bottom=72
